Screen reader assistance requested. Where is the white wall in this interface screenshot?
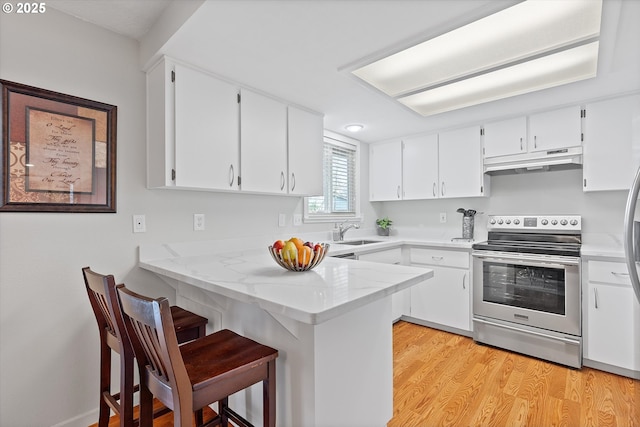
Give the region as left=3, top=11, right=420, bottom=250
left=376, top=169, right=629, bottom=242
left=0, top=9, right=375, bottom=427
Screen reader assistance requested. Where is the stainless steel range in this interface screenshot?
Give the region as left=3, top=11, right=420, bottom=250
left=471, top=215, right=582, bottom=368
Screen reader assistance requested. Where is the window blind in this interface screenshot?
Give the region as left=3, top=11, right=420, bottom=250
left=307, top=139, right=357, bottom=216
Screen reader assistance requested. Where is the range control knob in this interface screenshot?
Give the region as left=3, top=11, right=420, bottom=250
left=561, top=219, right=568, bottom=226
left=541, top=219, right=548, bottom=225
left=498, top=219, right=504, bottom=224
left=489, top=218, right=496, bottom=224
left=551, top=219, right=558, bottom=225
left=514, top=219, right=520, bottom=225
left=505, top=219, right=511, bottom=224
left=570, top=219, right=578, bottom=226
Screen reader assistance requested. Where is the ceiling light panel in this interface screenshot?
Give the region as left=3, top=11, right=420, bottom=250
left=352, top=0, right=603, bottom=99
left=398, top=42, right=599, bottom=117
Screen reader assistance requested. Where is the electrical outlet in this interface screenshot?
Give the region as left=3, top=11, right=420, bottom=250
left=193, top=213, right=205, bottom=231
left=293, top=214, right=302, bottom=226
left=278, top=213, right=286, bottom=227
left=133, top=214, right=146, bottom=233
left=439, top=212, right=447, bottom=223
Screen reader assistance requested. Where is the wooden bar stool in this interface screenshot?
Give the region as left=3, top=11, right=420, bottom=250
left=82, top=267, right=208, bottom=427
left=117, top=284, right=278, bottom=427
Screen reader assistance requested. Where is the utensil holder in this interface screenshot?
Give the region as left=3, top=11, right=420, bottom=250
left=462, top=216, right=474, bottom=240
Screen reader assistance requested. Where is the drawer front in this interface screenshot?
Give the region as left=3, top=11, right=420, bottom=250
left=410, top=248, right=469, bottom=268
left=357, top=248, right=402, bottom=264
left=588, top=261, right=632, bottom=286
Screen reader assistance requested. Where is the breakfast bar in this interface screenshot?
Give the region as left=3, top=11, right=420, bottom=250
left=139, top=241, right=433, bottom=427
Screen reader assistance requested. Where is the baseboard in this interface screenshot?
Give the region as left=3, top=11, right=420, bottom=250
left=583, top=358, right=640, bottom=380
left=50, top=408, right=99, bottom=427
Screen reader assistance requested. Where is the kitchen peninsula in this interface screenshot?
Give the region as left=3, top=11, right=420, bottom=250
left=139, top=240, right=433, bottom=427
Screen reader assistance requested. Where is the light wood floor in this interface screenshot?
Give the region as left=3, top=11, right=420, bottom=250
left=389, top=321, right=639, bottom=427
left=92, top=321, right=639, bottom=427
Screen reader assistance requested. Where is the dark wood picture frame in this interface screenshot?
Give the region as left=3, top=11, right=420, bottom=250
left=1, top=80, right=117, bottom=212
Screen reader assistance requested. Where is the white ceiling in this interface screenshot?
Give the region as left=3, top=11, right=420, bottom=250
left=48, top=0, right=640, bottom=143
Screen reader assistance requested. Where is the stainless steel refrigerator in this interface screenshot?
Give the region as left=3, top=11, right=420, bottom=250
left=623, top=167, right=640, bottom=304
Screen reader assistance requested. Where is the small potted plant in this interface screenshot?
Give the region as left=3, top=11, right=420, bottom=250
left=375, top=217, right=393, bottom=236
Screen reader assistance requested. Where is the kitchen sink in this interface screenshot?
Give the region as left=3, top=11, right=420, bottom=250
left=339, top=239, right=383, bottom=246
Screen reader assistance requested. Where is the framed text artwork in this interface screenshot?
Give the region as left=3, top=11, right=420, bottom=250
left=0, top=80, right=117, bottom=212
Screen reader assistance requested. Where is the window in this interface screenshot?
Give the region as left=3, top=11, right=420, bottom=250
left=305, top=134, right=360, bottom=222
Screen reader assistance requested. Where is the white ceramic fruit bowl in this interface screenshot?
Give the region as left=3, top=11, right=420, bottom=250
left=268, top=243, right=330, bottom=272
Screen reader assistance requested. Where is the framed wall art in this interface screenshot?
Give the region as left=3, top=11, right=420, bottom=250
left=1, top=80, right=117, bottom=212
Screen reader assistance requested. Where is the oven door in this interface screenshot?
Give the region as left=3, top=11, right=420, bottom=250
left=472, top=251, right=581, bottom=336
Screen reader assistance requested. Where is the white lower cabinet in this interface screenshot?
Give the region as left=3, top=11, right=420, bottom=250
left=357, top=248, right=406, bottom=321
left=409, top=248, right=471, bottom=333
left=584, top=260, right=640, bottom=376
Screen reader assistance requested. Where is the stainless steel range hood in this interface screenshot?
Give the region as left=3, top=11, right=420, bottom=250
left=484, top=147, right=583, bottom=175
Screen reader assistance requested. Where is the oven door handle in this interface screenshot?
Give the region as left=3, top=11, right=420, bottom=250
left=473, top=318, right=580, bottom=345
left=472, top=251, right=580, bottom=268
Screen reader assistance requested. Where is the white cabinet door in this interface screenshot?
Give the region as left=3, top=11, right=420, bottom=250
left=358, top=249, right=406, bottom=320
left=287, top=106, right=323, bottom=195
left=483, top=116, right=527, bottom=158
left=410, top=266, right=470, bottom=331
left=147, top=57, right=174, bottom=188
left=174, top=63, right=239, bottom=190
left=369, top=140, right=402, bottom=201
left=528, top=106, right=582, bottom=152
left=240, top=89, right=288, bottom=193
left=402, top=134, right=439, bottom=200
left=583, top=95, right=640, bottom=192
left=586, top=281, right=640, bottom=371
left=438, top=126, right=486, bottom=198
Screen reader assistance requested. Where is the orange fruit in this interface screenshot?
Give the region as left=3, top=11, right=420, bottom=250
left=298, top=246, right=312, bottom=267
left=289, top=237, right=304, bottom=250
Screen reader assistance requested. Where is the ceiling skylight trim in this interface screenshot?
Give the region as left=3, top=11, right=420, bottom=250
left=350, top=0, right=603, bottom=116
left=397, top=41, right=599, bottom=117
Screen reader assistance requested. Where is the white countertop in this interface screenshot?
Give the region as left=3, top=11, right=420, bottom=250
left=581, top=233, right=626, bottom=259
left=328, top=235, right=473, bottom=256
left=139, top=242, right=433, bottom=325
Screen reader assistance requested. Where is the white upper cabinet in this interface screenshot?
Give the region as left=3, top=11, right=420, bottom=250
left=146, top=57, right=240, bottom=190
left=583, top=94, right=640, bottom=192
left=240, top=89, right=288, bottom=193
left=528, top=105, right=583, bottom=152
left=370, top=126, right=487, bottom=201
left=439, top=126, right=487, bottom=198
left=287, top=106, right=323, bottom=196
left=483, top=116, right=527, bottom=158
left=174, top=63, right=240, bottom=190
left=402, top=134, right=439, bottom=200
left=147, top=56, right=323, bottom=196
left=370, top=140, right=402, bottom=201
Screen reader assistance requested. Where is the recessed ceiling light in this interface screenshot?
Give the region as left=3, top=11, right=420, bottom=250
left=345, top=124, right=364, bottom=132
left=351, top=0, right=602, bottom=116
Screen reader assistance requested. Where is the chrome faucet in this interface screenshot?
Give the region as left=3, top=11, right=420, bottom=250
left=338, top=223, right=360, bottom=241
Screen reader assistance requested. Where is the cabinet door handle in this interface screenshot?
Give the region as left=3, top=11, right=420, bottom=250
left=520, top=137, right=523, bottom=151
left=432, top=182, right=436, bottom=197
left=441, top=182, right=445, bottom=197
left=462, top=273, right=467, bottom=289
left=432, top=256, right=443, bottom=261
left=291, top=172, right=296, bottom=192
left=228, top=164, right=235, bottom=187
left=280, top=171, right=285, bottom=191
left=594, top=287, right=599, bottom=309
left=397, top=185, right=401, bottom=199
left=611, top=271, right=629, bottom=277
left=534, top=135, right=537, bottom=149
